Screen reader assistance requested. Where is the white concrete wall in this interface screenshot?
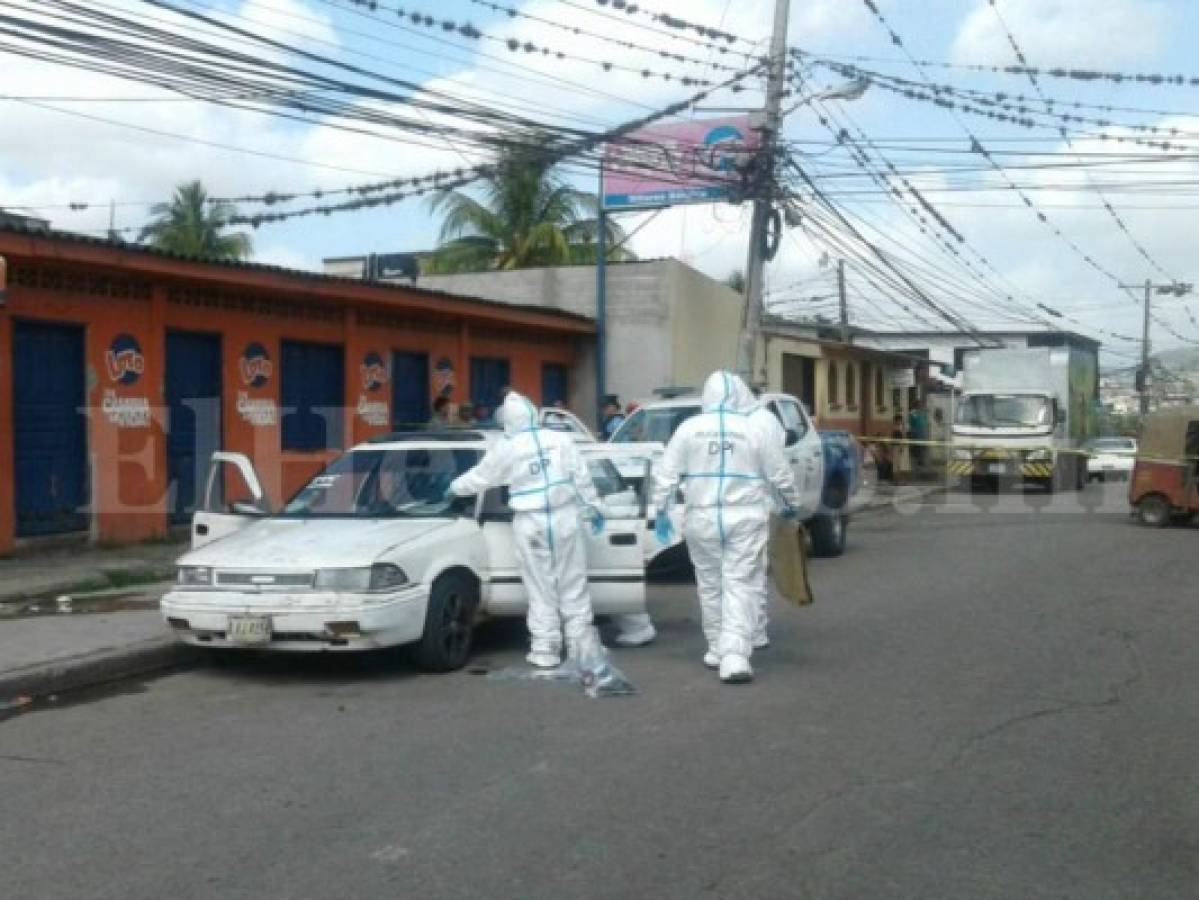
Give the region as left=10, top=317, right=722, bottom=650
left=666, top=262, right=743, bottom=393
left=417, top=262, right=675, bottom=421
left=323, top=257, right=366, bottom=279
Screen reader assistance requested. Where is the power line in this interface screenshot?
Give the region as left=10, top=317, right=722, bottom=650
left=464, top=0, right=745, bottom=74
left=986, top=0, right=1176, bottom=282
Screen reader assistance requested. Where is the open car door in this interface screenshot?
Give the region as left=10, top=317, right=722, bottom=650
left=539, top=407, right=596, bottom=442
left=580, top=451, right=648, bottom=615
left=191, top=451, right=269, bottom=549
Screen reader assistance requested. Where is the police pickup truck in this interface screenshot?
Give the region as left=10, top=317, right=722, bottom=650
left=608, top=391, right=860, bottom=557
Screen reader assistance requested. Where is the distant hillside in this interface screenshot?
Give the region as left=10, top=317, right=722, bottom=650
left=1153, top=347, right=1199, bottom=372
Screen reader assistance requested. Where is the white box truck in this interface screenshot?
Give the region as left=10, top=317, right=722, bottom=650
left=948, top=346, right=1098, bottom=492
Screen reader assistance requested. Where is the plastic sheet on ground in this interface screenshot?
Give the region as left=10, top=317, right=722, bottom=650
left=485, top=628, right=637, bottom=698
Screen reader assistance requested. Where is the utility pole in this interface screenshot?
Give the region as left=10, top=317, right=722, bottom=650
left=1139, top=279, right=1152, bottom=416
left=735, top=0, right=791, bottom=381
left=837, top=258, right=850, bottom=344
left=1118, top=279, right=1193, bottom=415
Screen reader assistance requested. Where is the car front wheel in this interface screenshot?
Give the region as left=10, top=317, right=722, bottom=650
left=414, top=572, right=478, bottom=672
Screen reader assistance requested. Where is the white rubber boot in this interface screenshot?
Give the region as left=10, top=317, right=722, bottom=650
left=703, top=651, right=720, bottom=670
left=719, top=654, right=753, bottom=684
left=526, top=651, right=561, bottom=669
left=613, top=618, right=657, bottom=648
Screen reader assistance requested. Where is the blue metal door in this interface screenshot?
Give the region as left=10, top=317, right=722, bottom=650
left=541, top=363, right=568, bottom=407
left=280, top=341, right=345, bottom=451
left=12, top=321, right=88, bottom=536
left=166, top=331, right=222, bottom=523
left=392, top=351, right=430, bottom=431
left=470, top=357, right=511, bottom=414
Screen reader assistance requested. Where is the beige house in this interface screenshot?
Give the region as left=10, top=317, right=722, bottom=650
left=755, top=317, right=923, bottom=438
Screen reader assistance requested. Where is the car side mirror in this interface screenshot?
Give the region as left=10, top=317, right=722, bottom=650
left=784, top=427, right=801, bottom=447
left=231, top=500, right=267, bottom=517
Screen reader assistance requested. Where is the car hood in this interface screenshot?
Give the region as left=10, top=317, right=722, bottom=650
left=181, top=517, right=457, bottom=569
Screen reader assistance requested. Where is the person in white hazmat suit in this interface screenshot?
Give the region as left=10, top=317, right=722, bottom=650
left=447, top=391, right=606, bottom=668
left=746, top=384, right=790, bottom=651
left=651, top=371, right=801, bottom=683
left=612, top=379, right=795, bottom=651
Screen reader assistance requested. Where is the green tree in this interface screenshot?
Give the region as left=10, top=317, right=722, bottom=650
left=139, top=180, right=252, bottom=260
left=427, top=145, right=631, bottom=273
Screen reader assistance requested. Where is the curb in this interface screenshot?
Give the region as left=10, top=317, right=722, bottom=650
left=0, top=566, right=176, bottom=606
left=851, top=485, right=945, bottom=514
left=0, top=637, right=198, bottom=703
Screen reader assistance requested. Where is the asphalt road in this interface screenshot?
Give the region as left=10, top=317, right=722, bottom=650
left=2, top=483, right=1196, bottom=900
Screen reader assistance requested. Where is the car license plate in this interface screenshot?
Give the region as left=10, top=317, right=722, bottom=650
left=988, top=463, right=1006, bottom=475
left=228, top=615, right=271, bottom=645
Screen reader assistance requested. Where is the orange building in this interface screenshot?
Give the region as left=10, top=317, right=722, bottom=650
left=0, top=225, right=592, bottom=552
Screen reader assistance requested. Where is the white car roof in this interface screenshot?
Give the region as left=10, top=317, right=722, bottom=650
left=630, top=391, right=797, bottom=410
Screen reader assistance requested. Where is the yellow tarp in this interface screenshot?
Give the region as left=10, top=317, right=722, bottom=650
left=768, top=518, right=814, bottom=607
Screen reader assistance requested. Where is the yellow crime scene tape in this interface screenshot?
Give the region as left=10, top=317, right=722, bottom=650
left=854, top=435, right=1199, bottom=478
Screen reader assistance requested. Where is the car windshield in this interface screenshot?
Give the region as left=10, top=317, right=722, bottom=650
left=956, top=395, right=1052, bottom=429
left=611, top=405, right=700, bottom=443
left=280, top=447, right=480, bottom=518
left=1090, top=438, right=1135, bottom=452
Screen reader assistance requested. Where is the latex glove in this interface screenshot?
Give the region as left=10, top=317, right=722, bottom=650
left=653, top=510, right=674, bottom=545
left=584, top=505, right=605, bottom=535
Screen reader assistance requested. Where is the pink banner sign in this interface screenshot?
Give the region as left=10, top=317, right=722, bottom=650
left=602, top=116, right=760, bottom=210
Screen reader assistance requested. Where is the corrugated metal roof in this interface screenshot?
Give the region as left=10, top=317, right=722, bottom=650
left=0, top=222, right=595, bottom=328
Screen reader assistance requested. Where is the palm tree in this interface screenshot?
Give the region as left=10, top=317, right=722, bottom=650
left=427, top=144, right=631, bottom=273
left=139, top=180, right=252, bottom=260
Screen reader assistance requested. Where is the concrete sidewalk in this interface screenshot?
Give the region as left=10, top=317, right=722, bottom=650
left=0, top=538, right=184, bottom=604
left=851, top=481, right=943, bottom=514
left=0, top=605, right=194, bottom=706
left=0, top=540, right=191, bottom=705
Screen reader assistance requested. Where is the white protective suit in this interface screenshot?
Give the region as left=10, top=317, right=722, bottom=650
left=449, top=392, right=603, bottom=661
left=652, top=372, right=801, bottom=666
left=746, top=389, right=790, bottom=649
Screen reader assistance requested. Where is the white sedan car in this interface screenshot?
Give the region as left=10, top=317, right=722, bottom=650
left=1086, top=437, right=1138, bottom=482
left=161, top=433, right=675, bottom=671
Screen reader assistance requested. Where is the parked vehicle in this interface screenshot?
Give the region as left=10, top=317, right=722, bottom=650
left=948, top=346, right=1098, bottom=492
left=1128, top=405, right=1199, bottom=527
left=161, top=435, right=678, bottom=668
left=609, top=391, right=860, bottom=557
left=1086, top=436, right=1137, bottom=482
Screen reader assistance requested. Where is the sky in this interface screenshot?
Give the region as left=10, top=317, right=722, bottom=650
left=4, top=0, right=1199, bottom=369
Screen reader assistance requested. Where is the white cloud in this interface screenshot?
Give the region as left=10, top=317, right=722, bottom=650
left=951, top=0, right=1171, bottom=69
left=254, top=242, right=318, bottom=270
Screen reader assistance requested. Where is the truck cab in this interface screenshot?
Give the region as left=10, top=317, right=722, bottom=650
left=948, top=348, right=1094, bottom=492
left=610, top=391, right=854, bottom=557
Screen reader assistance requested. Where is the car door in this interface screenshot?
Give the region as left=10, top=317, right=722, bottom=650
left=539, top=407, right=596, bottom=442
left=769, top=398, right=823, bottom=515
left=580, top=448, right=650, bottom=615
left=191, top=452, right=269, bottom=549
left=476, top=487, right=524, bottom=615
